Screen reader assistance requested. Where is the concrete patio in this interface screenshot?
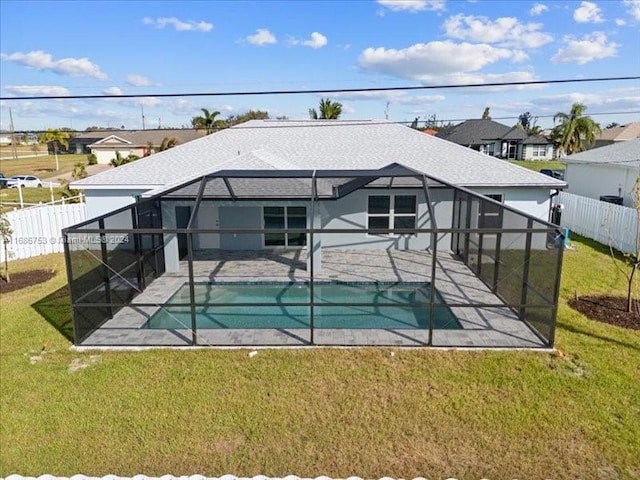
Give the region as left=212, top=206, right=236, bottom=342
left=78, top=249, right=548, bottom=348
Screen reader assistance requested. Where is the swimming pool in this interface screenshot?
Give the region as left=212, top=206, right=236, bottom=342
left=145, top=282, right=461, bottom=330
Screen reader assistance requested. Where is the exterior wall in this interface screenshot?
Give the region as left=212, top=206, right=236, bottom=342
left=84, top=188, right=150, bottom=219
left=320, top=187, right=451, bottom=251
left=566, top=163, right=638, bottom=207
left=473, top=186, right=552, bottom=221
left=522, top=144, right=554, bottom=160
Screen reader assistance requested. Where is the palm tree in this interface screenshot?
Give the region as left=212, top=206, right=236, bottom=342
left=191, top=108, right=226, bottom=134
left=552, top=103, right=601, bottom=156
left=38, top=129, right=70, bottom=171
left=309, top=98, right=343, bottom=119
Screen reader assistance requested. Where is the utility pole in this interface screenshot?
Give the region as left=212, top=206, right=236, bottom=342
left=384, top=102, right=390, bottom=120
left=8, top=108, right=18, bottom=160
left=141, top=105, right=146, bottom=130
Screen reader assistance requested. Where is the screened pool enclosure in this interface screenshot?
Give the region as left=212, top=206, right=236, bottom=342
left=63, top=164, right=564, bottom=348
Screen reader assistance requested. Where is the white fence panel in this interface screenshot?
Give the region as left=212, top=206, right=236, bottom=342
left=558, top=191, right=638, bottom=253
left=1, top=202, right=87, bottom=262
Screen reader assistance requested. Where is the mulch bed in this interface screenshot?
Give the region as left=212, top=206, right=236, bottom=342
left=0, top=269, right=56, bottom=294
left=568, top=295, right=640, bottom=330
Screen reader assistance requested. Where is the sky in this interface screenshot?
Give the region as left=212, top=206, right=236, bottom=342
left=0, top=0, right=639, bottom=132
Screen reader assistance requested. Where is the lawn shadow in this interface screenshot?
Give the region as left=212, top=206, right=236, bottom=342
left=557, top=319, right=640, bottom=353
left=31, top=284, right=74, bottom=342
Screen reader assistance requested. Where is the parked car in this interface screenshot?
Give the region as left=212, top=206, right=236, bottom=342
left=540, top=169, right=565, bottom=181
left=0, top=173, right=7, bottom=189
left=7, top=175, right=43, bottom=188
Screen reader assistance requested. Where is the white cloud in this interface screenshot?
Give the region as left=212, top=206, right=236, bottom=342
left=358, top=41, right=543, bottom=91
left=615, top=18, right=627, bottom=26
left=377, top=0, right=446, bottom=12
left=126, top=74, right=153, bottom=87
left=573, top=1, right=604, bottom=23
left=104, top=86, right=123, bottom=96
left=529, top=3, right=548, bottom=16
left=4, top=85, right=70, bottom=96
left=245, top=28, right=277, bottom=46
left=360, top=41, right=514, bottom=80
left=142, top=16, right=213, bottom=32
left=290, top=32, right=328, bottom=49
left=443, top=14, right=553, bottom=49
left=531, top=87, right=640, bottom=113
left=0, top=50, right=107, bottom=80
left=332, top=90, right=445, bottom=105
left=623, top=0, right=640, bottom=21
left=551, top=32, right=619, bottom=64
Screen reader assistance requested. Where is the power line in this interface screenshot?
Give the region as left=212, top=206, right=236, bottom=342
left=1, top=76, right=639, bottom=101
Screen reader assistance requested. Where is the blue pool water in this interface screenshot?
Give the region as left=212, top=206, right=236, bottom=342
left=145, top=282, right=461, bottom=330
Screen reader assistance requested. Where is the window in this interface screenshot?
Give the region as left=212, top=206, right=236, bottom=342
left=263, top=206, right=307, bottom=247
left=531, top=145, right=546, bottom=157
left=484, top=143, right=496, bottom=156
left=367, top=195, right=417, bottom=233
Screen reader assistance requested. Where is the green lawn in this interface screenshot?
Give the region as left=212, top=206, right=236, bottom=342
left=509, top=159, right=566, bottom=172
left=0, top=154, right=88, bottom=179
left=0, top=236, right=639, bottom=478
left=0, top=187, right=70, bottom=213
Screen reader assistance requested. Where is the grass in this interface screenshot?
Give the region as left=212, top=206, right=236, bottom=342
left=1, top=236, right=639, bottom=478
left=509, top=159, right=566, bottom=172
left=0, top=187, right=70, bottom=213
left=0, top=154, right=88, bottom=179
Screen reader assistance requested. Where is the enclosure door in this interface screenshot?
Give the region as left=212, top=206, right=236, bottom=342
left=175, top=206, right=191, bottom=259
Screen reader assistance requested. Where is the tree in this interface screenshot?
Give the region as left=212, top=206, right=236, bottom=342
left=226, top=109, right=270, bottom=127
left=191, top=108, right=226, bottom=134
left=159, top=136, right=179, bottom=151
left=0, top=214, right=13, bottom=283
left=410, top=117, right=420, bottom=129
left=608, top=176, right=640, bottom=314
left=110, top=152, right=140, bottom=167
left=552, top=103, right=601, bottom=156
left=309, top=98, right=343, bottom=120
left=482, top=107, right=491, bottom=120
left=38, top=129, right=70, bottom=171
left=518, top=112, right=533, bottom=131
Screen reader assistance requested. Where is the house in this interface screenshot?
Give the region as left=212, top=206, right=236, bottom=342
left=564, top=138, right=640, bottom=207
left=592, top=122, right=640, bottom=149
left=436, top=119, right=555, bottom=160
left=72, top=120, right=565, bottom=219
left=65, top=129, right=206, bottom=161
left=65, top=120, right=565, bottom=349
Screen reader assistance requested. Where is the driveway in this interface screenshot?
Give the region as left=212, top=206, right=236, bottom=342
left=46, top=164, right=112, bottom=185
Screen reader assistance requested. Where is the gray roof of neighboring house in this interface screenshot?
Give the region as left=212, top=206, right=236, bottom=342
left=437, top=119, right=552, bottom=146
left=564, top=138, right=640, bottom=169
left=73, top=129, right=205, bottom=146
left=72, top=120, right=565, bottom=190
left=595, top=122, right=640, bottom=142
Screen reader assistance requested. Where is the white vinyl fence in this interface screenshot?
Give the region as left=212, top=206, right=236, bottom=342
left=557, top=191, right=638, bottom=254
left=0, top=201, right=87, bottom=262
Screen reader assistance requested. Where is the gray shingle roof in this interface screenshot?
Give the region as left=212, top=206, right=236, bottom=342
left=73, top=120, right=564, bottom=189
left=564, top=138, right=640, bottom=169
left=436, top=119, right=512, bottom=145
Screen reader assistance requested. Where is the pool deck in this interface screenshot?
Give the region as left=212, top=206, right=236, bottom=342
left=79, top=249, right=549, bottom=348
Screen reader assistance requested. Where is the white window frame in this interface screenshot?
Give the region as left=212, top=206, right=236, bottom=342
left=262, top=205, right=307, bottom=248
left=367, top=194, right=417, bottom=235
left=531, top=145, right=546, bottom=158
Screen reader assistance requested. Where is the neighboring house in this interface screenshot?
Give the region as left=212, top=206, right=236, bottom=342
left=565, top=138, right=640, bottom=207
left=436, top=119, right=554, bottom=160
left=66, top=120, right=566, bottom=349
left=592, top=122, right=640, bottom=149
left=65, top=129, right=206, bottom=160
left=0, top=135, right=11, bottom=146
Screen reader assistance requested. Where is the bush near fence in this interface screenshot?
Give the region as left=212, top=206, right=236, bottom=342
left=557, top=191, right=638, bottom=254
